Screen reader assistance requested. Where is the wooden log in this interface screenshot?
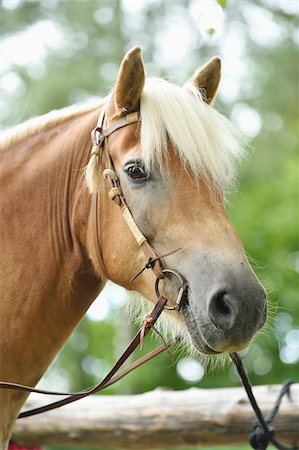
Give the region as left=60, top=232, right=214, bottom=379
left=12, top=384, right=299, bottom=449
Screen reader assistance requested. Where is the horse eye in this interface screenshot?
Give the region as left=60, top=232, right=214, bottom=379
left=126, top=164, right=148, bottom=181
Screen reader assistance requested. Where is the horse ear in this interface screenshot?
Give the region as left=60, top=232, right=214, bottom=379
left=187, top=56, right=221, bottom=104
left=111, top=46, right=145, bottom=117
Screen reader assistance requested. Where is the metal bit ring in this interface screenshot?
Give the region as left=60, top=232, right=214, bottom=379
left=155, top=269, right=187, bottom=311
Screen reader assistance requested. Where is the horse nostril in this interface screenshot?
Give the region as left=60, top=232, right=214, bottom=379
left=215, top=291, right=231, bottom=315
left=209, top=291, right=236, bottom=331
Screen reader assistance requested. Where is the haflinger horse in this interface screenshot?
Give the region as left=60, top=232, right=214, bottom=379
left=0, top=46, right=267, bottom=448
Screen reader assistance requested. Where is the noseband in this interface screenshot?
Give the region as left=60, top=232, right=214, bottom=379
left=90, top=107, right=187, bottom=310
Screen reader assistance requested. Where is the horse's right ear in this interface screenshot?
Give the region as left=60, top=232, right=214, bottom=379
left=109, top=46, right=145, bottom=119
left=186, top=56, right=221, bottom=104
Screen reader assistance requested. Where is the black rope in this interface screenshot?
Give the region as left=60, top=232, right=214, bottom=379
left=265, top=380, right=293, bottom=424
left=230, top=353, right=298, bottom=450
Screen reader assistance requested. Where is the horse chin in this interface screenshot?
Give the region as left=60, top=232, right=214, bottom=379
left=181, top=303, right=220, bottom=355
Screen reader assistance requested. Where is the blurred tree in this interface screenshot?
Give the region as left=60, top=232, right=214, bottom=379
left=1, top=0, right=298, bottom=448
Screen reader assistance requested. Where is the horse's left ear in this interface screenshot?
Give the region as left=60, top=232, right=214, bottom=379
left=110, top=46, right=145, bottom=118
left=187, top=56, right=221, bottom=104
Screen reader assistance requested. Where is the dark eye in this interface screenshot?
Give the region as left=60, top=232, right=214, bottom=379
left=126, top=163, right=148, bottom=182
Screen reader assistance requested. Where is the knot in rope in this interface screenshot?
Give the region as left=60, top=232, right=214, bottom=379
left=91, top=145, right=100, bottom=157
left=249, top=424, right=275, bottom=450
left=230, top=354, right=297, bottom=450
left=140, top=317, right=154, bottom=350
left=139, top=314, right=174, bottom=363
left=108, top=187, right=122, bottom=200
left=103, top=168, right=119, bottom=181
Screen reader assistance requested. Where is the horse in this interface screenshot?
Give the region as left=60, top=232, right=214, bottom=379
left=0, top=46, right=267, bottom=448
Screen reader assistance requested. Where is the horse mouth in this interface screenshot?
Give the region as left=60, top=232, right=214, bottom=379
left=181, top=295, right=256, bottom=355
left=162, top=285, right=220, bottom=354
left=181, top=299, right=220, bottom=355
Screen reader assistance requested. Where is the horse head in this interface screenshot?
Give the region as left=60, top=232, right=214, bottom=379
left=86, top=47, right=267, bottom=355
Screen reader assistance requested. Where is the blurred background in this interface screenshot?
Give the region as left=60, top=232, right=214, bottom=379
left=1, top=0, right=298, bottom=449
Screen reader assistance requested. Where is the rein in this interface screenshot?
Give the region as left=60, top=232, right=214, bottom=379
left=5, top=297, right=179, bottom=418
left=0, top=108, right=296, bottom=450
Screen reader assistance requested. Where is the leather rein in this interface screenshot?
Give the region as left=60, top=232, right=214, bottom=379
left=0, top=108, right=296, bottom=450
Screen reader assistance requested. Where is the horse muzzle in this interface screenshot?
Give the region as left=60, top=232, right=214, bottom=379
left=158, top=251, right=267, bottom=354
left=182, top=277, right=267, bottom=354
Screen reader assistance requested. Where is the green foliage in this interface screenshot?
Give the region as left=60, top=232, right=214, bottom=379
left=1, top=0, right=298, bottom=448
left=217, top=0, right=227, bottom=9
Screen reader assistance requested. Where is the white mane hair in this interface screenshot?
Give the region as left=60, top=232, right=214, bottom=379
left=139, top=77, right=245, bottom=189
left=0, top=102, right=102, bottom=152
left=85, top=77, right=245, bottom=193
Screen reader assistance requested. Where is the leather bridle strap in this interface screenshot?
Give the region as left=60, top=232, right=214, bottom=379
left=91, top=192, right=108, bottom=278
left=90, top=109, right=164, bottom=280
left=3, top=297, right=177, bottom=418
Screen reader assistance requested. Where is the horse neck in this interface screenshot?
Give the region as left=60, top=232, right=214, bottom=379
left=0, top=106, right=104, bottom=434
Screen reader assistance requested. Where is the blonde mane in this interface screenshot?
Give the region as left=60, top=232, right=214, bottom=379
left=86, top=77, right=245, bottom=193
left=2, top=78, right=245, bottom=191
left=139, top=78, right=245, bottom=188
left=0, top=102, right=103, bottom=152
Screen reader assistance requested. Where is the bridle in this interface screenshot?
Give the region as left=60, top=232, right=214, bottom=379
left=0, top=106, right=296, bottom=450
left=91, top=109, right=165, bottom=281
left=90, top=106, right=187, bottom=309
